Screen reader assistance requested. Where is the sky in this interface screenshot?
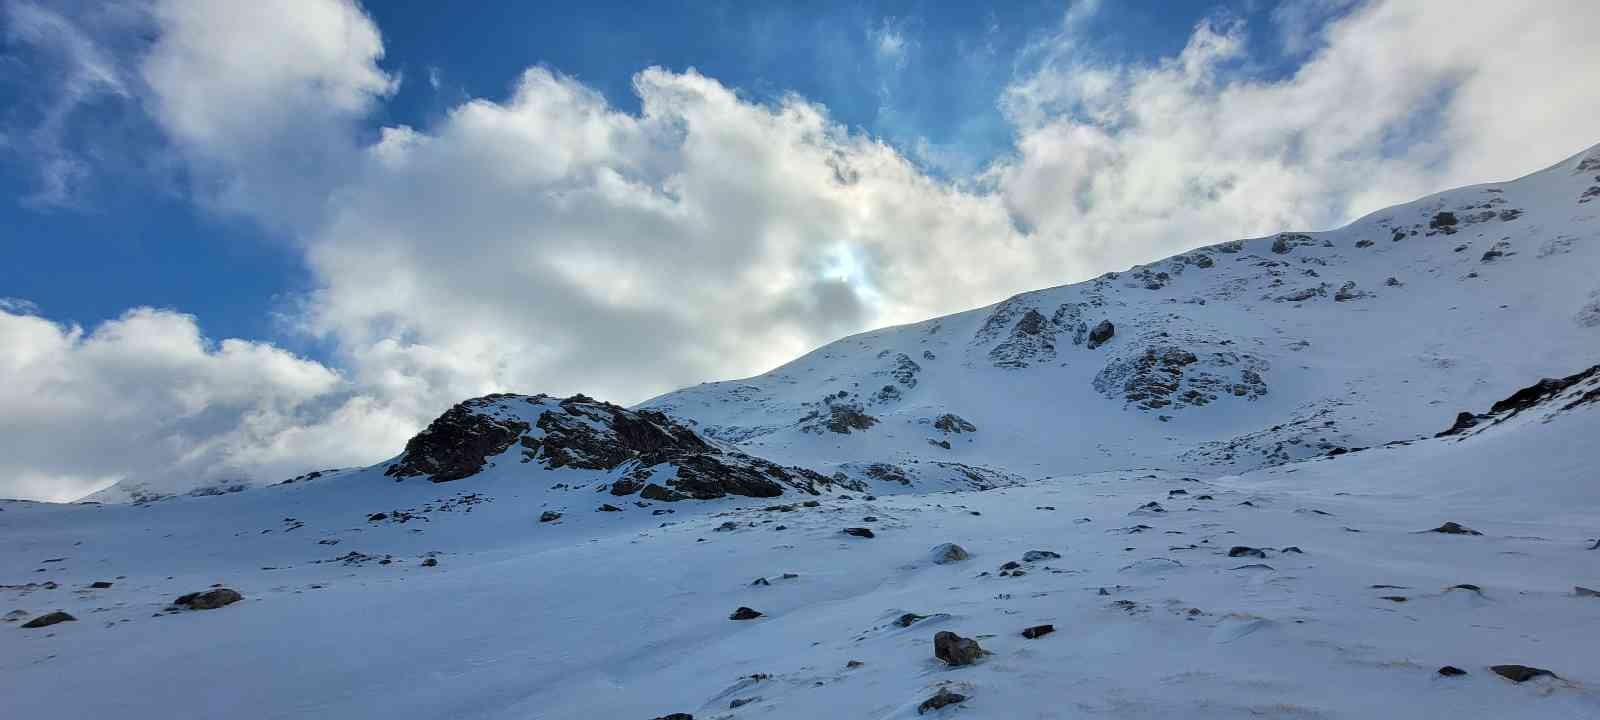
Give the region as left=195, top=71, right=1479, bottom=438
left=2, top=0, right=1598, bottom=502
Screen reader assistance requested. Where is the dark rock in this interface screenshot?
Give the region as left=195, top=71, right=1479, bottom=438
left=751, top=577, right=769, bottom=586
left=729, top=607, right=763, bottom=621
left=1380, top=596, right=1408, bottom=602
left=639, top=483, right=684, bottom=501
left=846, top=660, right=864, bottom=668
left=930, top=543, right=970, bottom=564
left=1021, top=550, right=1060, bottom=562
left=1574, top=586, right=1599, bottom=597
left=1087, top=320, right=1115, bottom=349
left=1436, top=411, right=1480, bottom=437
left=1280, top=546, right=1303, bottom=554
left=421, top=558, right=438, bottom=567
left=384, top=399, right=531, bottom=481
left=89, top=581, right=113, bottom=589
left=20, top=610, right=75, bottom=628
left=1438, top=666, right=1468, bottom=677
left=999, top=561, right=1021, bottom=571
left=597, top=504, right=622, bottom=512
left=918, top=688, right=966, bottom=714
left=174, top=588, right=243, bottom=610
left=539, top=511, right=562, bottom=522
left=1429, top=211, right=1459, bottom=232
left=729, top=697, right=757, bottom=709
left=933, top=630, right=984, bottom=666
left=843, top=527, right=876, bottom=538
left=1490, top=665, right=1557, bottom=683
left=652, top=714, right=694, bottom=720
left=1021, top=624, right=1055, bottom=639
left=933, top=414, right=977, bottom=434
left=1228, top=546, right=1267, bottom=558
left=896, top=613, right=927, bottom=627
left=1449, top=584, right=1482, bottom=592
left=1428, top=522, right=1482, bottom=535
left=367, top=512, right=388, bottom=522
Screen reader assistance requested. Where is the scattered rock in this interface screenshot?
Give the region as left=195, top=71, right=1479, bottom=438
left=651, top=714, right=694, bottom=720
left=420, top=558, right=438, bottom=568
left=729, top=607, right=763, bottom=621
left=751, top=577, right=770, bottom=587
left=918, top=687, right=966, bottom=714
left=729, top=697, right=758, bottom=709
left=1021, top=550, right=1061, bottom=562
left=846, top=660, right=864, bottom=668
left=843, top=527, right=876, bottom=539
left=933, top=630, right=984, bottom=666
left=930, top=543, right=970, bottom=564
left=1228, top=546, right=1266, bottom=558
left=1576, top=586, right=1600, bottom=597
left=597, top=504, right=622, bottom=512
left=174, top=588, right=243, bottom=610
left=1490, top=665, right=1557, bottom=683
left=1280, top=546, right=1303, bottom=554
left=1438, top=666, right=1468, bottom=677
left=20, top=610, right=75, bottom=628
left=1021, top=624, right=1055, bottom=639
left=1380, top=596, right=1408, bottom=603
left=933, top=414, right=977, bottom=434
left=1428, top=522, right=1482, bottom=535
left=896, top=613, right=928, bottom=628
left=1086, top=320, right=1115, bottom=349
left=367, top=512, right=388, bottom=522
left=88, top=581, right=113, bottom=589
left=539, top=511, right=562, bottom=523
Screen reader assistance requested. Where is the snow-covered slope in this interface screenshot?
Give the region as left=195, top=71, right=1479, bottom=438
left=643, top=143, right=1600, bottom=486
left=5, top=144, right=1600, bottom=719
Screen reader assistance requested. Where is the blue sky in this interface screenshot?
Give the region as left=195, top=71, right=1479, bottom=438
left=1, top=1, right=1247, bottom=349
left=3, top=0, right=1597, bottom=501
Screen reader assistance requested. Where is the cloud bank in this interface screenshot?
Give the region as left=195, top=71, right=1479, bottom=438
left=4, top=0, right=1599, bottom=500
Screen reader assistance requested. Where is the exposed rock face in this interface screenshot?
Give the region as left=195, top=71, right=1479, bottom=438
left=989, top=308, right=1056, bottom=368
left=1436, top=363, right=1600, bottom=438
left=386, top=396, right=531, bottom=481
left=385, top=393, right=828, bottom=501
left=1095, top=343, right=1268, bottom=411
left=175, top=588, right=243, bottom=610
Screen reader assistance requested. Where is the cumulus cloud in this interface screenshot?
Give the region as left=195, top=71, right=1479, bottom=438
left=0, top=307, right=408, bottom=501
left=992, top=0, right=1600, bottom=272
left=4, top=0, right=1599, bottom=500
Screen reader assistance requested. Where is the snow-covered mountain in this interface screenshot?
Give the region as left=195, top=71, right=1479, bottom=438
left=4, top=144, right=1599, bottom=719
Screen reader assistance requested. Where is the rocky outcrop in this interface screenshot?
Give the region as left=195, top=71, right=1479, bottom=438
left=1437, top=363, right=1600, bottom=437
left=1086, top=320, right=1115, bottom=349
left=175, top=588, right=243, bottom=610
left=387, top=393, right=827, bottom=501
left=932, top=414, right=977, bottom=434
left=385, top=395, right=531, bottom=481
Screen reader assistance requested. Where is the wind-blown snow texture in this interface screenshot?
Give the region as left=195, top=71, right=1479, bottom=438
left=4, top=145, right=1600, bottom=719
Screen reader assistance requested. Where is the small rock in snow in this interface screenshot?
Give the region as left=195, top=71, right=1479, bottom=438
left=930, top=543, right=970, bottom=564
left=1021, top=550, right=1061, bottom=562
left=1428, top=521, right=1482, bottom=535
left=1228, top=546, right=1267, bottom=558
left=846, top=660, right=864, bottom=668
left=20, top=610, right=75, bottom=628
left=174, top=588, right=243, bottom=610
left=1490, top=665, right=1558, bottom=683
left=729, top=697, right=758, bottom=709
left=1021, top=624, right=1055, bottom=639
left=539, top=511, right=562, bottom=522
left=597, top=504, right=622, bottom=512
left=933, top=630, right=984, bottom=666
left=651, top=714, right=694, bottom=720
left=918, top=687, right=966, bottom=714
left=729, top=607, right=763, bottom=621
left=751, top=577, right=769, bottom=586
left=896, top=613, right=928, bottom=627
left=1575, top=586, right=1600, bottom=598
left=1438, top=666, right=1468, bottom=677
left=843, top=527, right=876, bottom=538
left=89, top=581, right=113, bottom=589
left=420, top=558, right=438, bottom=567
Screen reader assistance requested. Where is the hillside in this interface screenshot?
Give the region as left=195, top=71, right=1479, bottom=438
left=3, top=144, right=1599, bottom=719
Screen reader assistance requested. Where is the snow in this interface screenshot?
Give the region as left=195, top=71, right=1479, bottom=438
left=4, top=145, right=1600, bottom=718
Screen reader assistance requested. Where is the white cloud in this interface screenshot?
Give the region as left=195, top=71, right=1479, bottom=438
left=0, top=307, right=406, bottom=501
left=4, top=0, right=1600, bottom=501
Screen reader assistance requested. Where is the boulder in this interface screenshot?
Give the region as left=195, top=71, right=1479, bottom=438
left=933, top=630, right=984, bottom=666
left=539, top=511, right=562, bottom=522
left=1437, top=666, right=1468, bottom=677
left=930, top=543, right=970, bottom=564
left=20, top=610, right=75, bottom=629
left=729, top=607, right=763, bottom=621
left=918, top=687, right=966, bottom=714
left=843, top=527, right=876, bottom=539
left=1021, top=624, right=1055, bottom=639
left=1021, top=550, right=1061, bottom=562
left=1490, top=665, right=1557, bottom=683
left=1228, top=546, right=1267, bottom=558
left=1428, top=522, right=1482, bottom=535
left=174, top=588, right=243, bottom=610
left=1086, top=320, right=1115, bottom=349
